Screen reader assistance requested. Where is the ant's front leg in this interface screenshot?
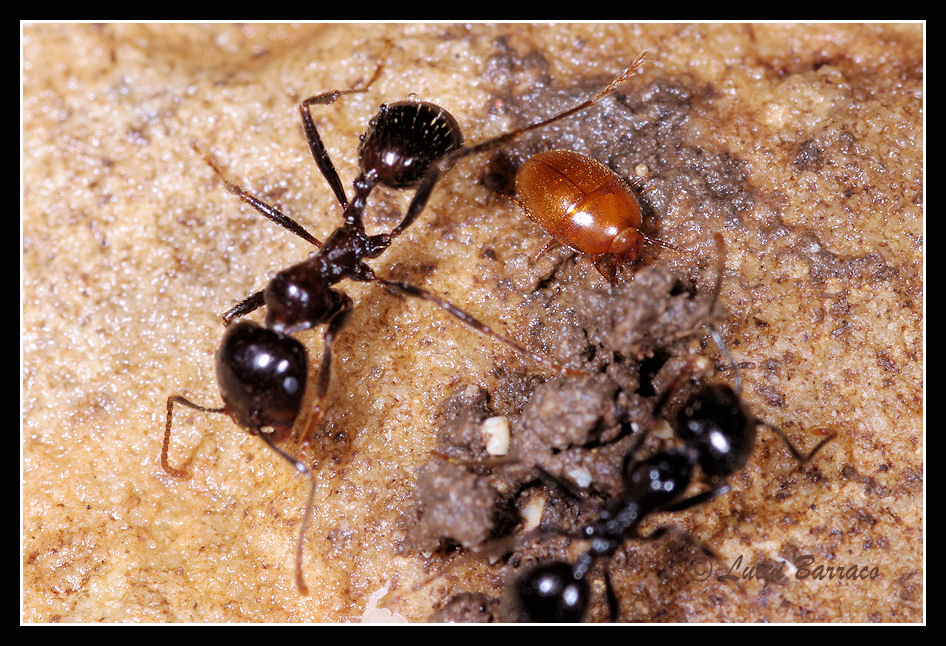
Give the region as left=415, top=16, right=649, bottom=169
left=193, top=145, right=326, bottom=324
left=221, top=290, right=264, bottom=326
left=192, top=144, right=323, bottom=249
left=299, top=57, right=387, bottom=210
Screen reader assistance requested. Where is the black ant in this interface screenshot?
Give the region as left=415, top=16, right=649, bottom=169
left=509, top=389, right=836, bottom=622
left=162, top=52, right=650, bottom=594
left=507, top=237, right=837, bottom=622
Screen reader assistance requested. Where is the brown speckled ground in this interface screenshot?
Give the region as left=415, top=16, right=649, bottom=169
left=22, top=23, right=923, bottom=622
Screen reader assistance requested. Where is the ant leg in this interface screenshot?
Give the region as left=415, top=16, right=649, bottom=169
left=194, top=144, right=326, bottom=322
left=617, top=425, right=653, bottom=476
left=256, top=431, right=317, bottom=595
left=373, top=276, right=584, bottom=376
left=661, top=484, right=731, bottom=513
left=192, top=143, right=323, bottom=248
left=299, top=93, right=350, bottom=209
left=221, top=290, right=265, bottom=326
left=603, top=567, right=620, bottom=622
left=383, top=156, right=446, bottom=240
left=757, top=422, right=837, bottom=465
left=163, top=395, right=227, bottom=477
left=307, top=293, right=353, bottom=429
left=383, top=53, right=649, bottom=244
left=299, top=58, right=386, bottom=210
left=453, top=52, right=649, bottom=163
left=635, top=524, right=719, bottom=562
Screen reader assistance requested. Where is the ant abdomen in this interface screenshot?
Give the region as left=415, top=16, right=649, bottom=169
left=216, top=320, right=308, bottom=434
left=510, top=560, right=589, bottom=623
left=674, top=384, right=755, bottom=481
left=359, top=101, right=464, bottom=189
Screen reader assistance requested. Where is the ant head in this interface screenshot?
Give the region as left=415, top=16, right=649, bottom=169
left=674, top=384, right=756, bottom=481
left=359, top=100, right=463, bottom=190
left=624, top=449, right=694, bottom=508
left=215, top=320, right=307, bottom=434
left=510, top=560, right=589, bottom=623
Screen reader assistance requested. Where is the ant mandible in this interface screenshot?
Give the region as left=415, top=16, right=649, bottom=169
left=508, top=236, right=836, bottom=622
left=162, top=51, right=649, bottom=594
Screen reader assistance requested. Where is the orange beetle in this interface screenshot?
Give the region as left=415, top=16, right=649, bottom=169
left=513, top=149, right=675, bottom=284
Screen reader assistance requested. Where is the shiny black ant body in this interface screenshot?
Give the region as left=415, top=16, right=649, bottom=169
left=510, top=384, right=836, bottom=622
left=508, top=238, right=836, bottom=622
left=161, top=53, right=649, bottom=594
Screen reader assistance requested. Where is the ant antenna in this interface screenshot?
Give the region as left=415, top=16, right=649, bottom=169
left=163, top=394, right=320, bottom=595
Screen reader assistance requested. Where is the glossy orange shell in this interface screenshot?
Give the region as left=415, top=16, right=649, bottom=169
left=515, top=149, right=642, bottom=257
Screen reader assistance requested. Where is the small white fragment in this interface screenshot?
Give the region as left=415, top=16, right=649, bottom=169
left=566, top=466, right=592, bottom=488
left=652, top=418, right=674, bottom=440
left=358, top=583, right=409, bottom=623
left=773, top=556, right=797, bottom=576
left=520, top=492, right=547, bottom=532
left=481, top=416, right=510, bottom=456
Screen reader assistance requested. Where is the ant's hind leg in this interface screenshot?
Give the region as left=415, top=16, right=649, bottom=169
left=163, top=395, right=227, bottom=478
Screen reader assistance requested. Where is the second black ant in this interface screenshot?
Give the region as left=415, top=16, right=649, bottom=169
left=509, top=385, right=836, bottom=622
left=161, top=51, right=649, bottom=593
left=506, top=236, right=837, bottom=622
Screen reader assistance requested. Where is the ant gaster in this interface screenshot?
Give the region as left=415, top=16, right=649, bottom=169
left=162, top=52, right=650, bottom=594
left=509, top=236, right=836, bottom=622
